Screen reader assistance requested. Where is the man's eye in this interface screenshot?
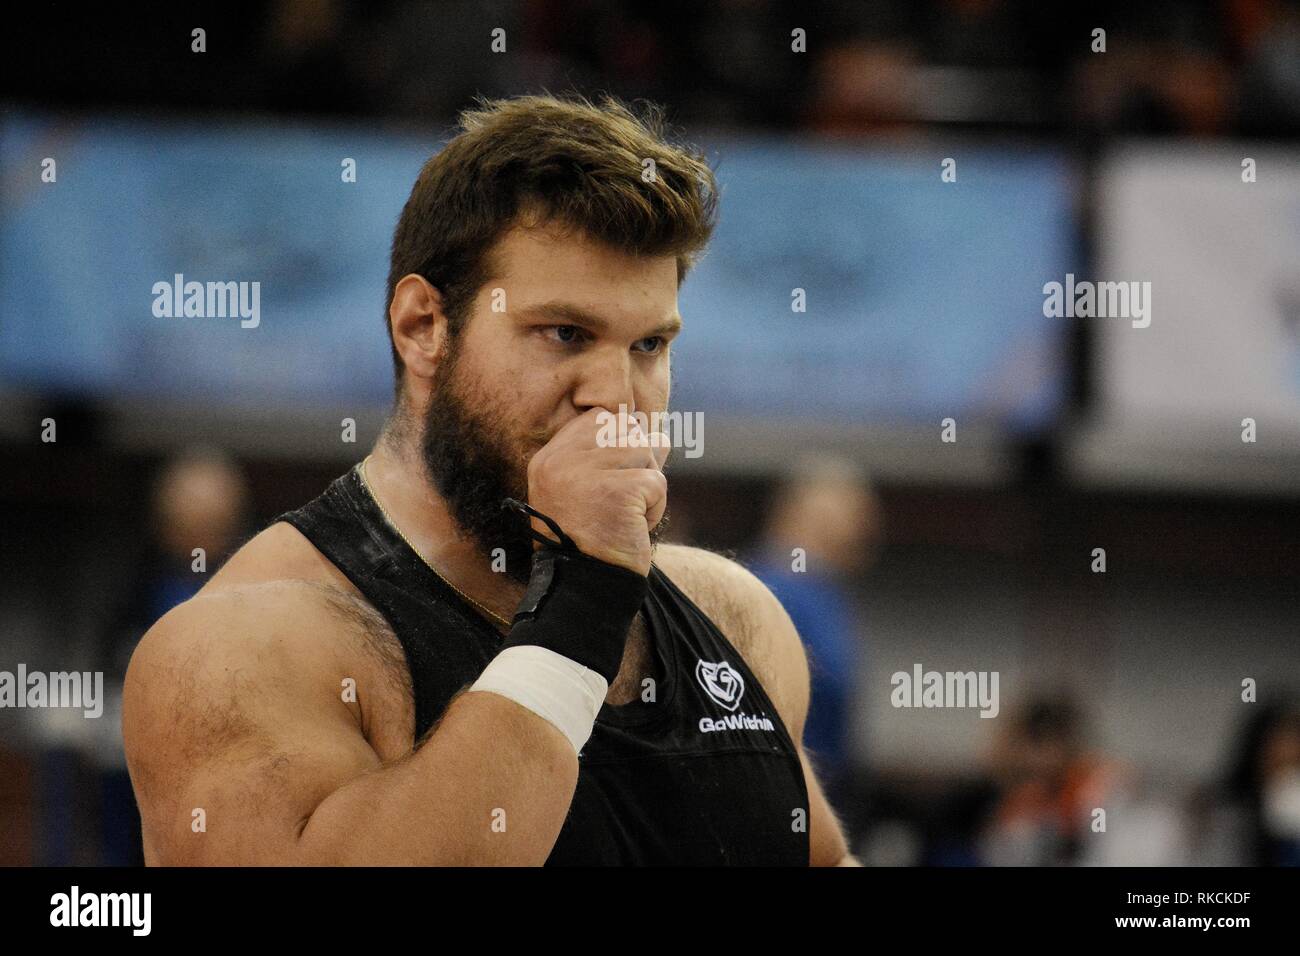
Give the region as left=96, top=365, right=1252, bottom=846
left=633, top=336, right=664, bottom=354
left=546, top=325, right=581, bottom=344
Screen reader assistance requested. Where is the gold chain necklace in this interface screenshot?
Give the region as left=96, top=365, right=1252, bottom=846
left=358, top=455, right=512, bottom=631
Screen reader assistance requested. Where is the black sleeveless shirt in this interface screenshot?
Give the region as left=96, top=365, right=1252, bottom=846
left=275, top=465, right=810, bottom=866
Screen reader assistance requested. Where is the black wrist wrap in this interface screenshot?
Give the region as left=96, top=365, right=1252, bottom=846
left=497, top=498, right=649, bottom=684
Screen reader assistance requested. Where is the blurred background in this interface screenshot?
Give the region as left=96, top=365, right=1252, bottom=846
left=2, top=0, right=1298, bottom=866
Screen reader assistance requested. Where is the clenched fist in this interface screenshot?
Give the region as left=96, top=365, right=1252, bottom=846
left=526, top=408, right=669, bottom=576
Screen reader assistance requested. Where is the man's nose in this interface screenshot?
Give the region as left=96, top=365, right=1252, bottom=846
left=571, top=346, right=635, bottom=415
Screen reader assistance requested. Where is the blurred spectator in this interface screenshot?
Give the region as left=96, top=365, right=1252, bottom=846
left=977, top=697, right=1129, bottom=866
left=747, top=457, right=882, bottom=807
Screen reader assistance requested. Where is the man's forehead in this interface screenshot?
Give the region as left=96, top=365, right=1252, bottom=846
left=492, top=220, right=677, bottom=280
left=485, top=223, right=681, bottom=329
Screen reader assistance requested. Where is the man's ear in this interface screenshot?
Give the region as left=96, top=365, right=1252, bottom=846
left=389, top=274, right=449, bottom=383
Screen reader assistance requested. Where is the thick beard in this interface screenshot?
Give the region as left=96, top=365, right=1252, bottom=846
left=420, top=345, right=670, bottom=587
left=420, top=350, right=537, bottom=585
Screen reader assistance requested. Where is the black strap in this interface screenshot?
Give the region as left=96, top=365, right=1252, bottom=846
left=501, top=497, right=579, bottom=551
left=498, top=497, right=647, bottom=682
left=501, top=545, right=649, bottom=682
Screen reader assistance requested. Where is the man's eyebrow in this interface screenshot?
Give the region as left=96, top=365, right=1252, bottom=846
left=515, top=301, right=683, bottom=336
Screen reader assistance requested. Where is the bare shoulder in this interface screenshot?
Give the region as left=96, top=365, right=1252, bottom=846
left=652, top=543, right=793, bottom=653
left=189, top=522, right=405, bottom=697
left=130, top=518, right=407, bottom=736
left=652, top=543, right=811, bottom=736
left=127, top=576, right=373, bottom=679
left=204, top=520, right=355, bottom=594
left=123, top=580, right=365, bottom=754
left=652, top=545, right=762, bottom=648
left=123, top=563, right=409, bottom=803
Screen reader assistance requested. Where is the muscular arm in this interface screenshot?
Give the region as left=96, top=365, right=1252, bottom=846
left=123, top=581, right=579, bottom=866
left=655, top=545, right=860, bottom=867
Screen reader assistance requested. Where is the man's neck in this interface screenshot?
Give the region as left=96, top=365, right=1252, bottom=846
left=364, top=431, right=527, bottom=627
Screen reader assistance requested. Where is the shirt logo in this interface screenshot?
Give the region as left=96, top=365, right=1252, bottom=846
left=696, top=659, right=745, bottom=712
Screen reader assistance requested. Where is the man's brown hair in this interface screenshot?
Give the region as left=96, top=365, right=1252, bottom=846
left=385, top=91, right=720, bottom=391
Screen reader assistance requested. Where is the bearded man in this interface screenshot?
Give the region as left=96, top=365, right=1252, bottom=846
left=123, top=93, right=858, bottom=866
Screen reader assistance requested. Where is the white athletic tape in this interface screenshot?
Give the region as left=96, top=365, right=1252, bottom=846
left=469, top=645, right=609, bottom=754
